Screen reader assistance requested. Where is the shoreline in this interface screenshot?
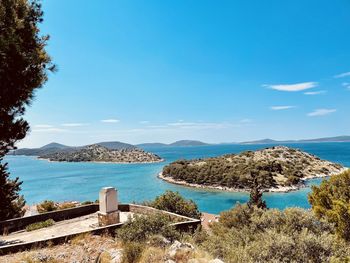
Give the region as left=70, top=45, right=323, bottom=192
left=158, top=167, right=349, bottom=193
left=37, top=157, right=165, bottom=164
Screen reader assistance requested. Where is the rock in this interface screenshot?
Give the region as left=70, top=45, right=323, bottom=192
left=210, top=259, right=225, bottom=263
left=147, top=235, right=171, bottom=247
left=168, top=240, right=195, bottom=258
left=33, top=252, right=53, bottom=262
left=108, top=248, right=123, bottom=263
left=56, top=252, right=66, bottom=259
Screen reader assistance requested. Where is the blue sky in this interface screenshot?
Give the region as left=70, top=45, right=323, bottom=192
left=20, top=0, right=350, bottom=147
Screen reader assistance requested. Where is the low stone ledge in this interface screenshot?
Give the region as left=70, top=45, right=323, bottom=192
left=0, top=204, right=100, bottom=235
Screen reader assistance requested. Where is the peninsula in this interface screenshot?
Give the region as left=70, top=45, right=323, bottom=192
left=39, top=144, right=163, bottom=163
left=160, top=146, right=346, bottom=192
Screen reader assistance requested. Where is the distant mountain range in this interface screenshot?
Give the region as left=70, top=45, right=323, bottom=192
left=240, top=136, right=350, bottom=145
left=10, top=141, right=136, bottom=156
left=10, top=136, right=350, bottom=156
left=137, top=140, right=209, bottom=148
left=10, top=140, right=209, bottom=156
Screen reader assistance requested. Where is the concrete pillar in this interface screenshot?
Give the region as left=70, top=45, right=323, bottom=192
left=98, top=187, right=120, bottom=226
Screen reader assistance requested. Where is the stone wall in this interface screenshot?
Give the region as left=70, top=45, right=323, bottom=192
left=0, top=204, right=99, bottom=235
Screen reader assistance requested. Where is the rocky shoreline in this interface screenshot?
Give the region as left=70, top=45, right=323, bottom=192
left=158, top=168, right=349, bottom=193
left=38, top=156, right=164, bottom=164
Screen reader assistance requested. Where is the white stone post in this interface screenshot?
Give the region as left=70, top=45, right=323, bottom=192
left=98, top=187, right=120, bottom=226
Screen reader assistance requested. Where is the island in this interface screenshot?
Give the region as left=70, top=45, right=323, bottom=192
left=39, top=144, right=163, bottom=163
left=159, top=146, right=346, bottom=192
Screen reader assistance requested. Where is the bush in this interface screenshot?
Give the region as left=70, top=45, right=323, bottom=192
left=37, top=200, right=58, bottom=213
left=26, top=219, right=55, bottom=231
left=58, top=203, right=76, bottom=210
left=116, top=213, right=180, bottom=243
left=148, top=191, right=201, bottom=219
left=81, top=200, right=94, bottom=205
left=309, top=169, right=350, bottom=241
left=122, top=242, right=144, bottom=263
left=199, top=204, right=350, bottom=262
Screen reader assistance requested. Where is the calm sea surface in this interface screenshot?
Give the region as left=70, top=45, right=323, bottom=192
left=5, top=143, right=350, bottom=214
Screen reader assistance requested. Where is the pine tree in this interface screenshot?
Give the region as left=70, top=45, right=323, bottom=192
left=247, top=172, right=267, bottom=209
left=0, top=0, right=54, bottom=220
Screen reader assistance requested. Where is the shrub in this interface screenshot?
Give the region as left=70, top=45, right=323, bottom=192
left=309, top=169, right=350, bottom=241
left=199, top=204, right=350, bottom=262
left=81, top=200, right=94, bottom=205
left=116, top=213, right=180, bottom=243
left=122, top=242, right=144, bottom=263
left=26, top=219, right=55, bottom=231
left=148, top=191, right=201, bottom=219
left=58, top=203, right=76, bottom=210
left=36, top=200, right=58, bottom=213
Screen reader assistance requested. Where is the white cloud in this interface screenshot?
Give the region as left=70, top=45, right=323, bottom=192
left=304, top=90, right=327, bottom=95
left=139, top=121, right=150, bottom=124
left=263, top=82, right=317, bottom=92
left=167, top=121, right=239, bottom=129
left=342, top=82, right=349, bottom=86
left=34, top=124, right=53, bottom=128
left=32, top=128, right=68, bottom=133
left=334, top=72, right=350, bottom=78
left=307, top=109, right=337, bottom=117
left=270, top=106, right=296, bottom=110
left=101, top=119, right=120, bottom=123
left=62, top=123, right=89, bottom=127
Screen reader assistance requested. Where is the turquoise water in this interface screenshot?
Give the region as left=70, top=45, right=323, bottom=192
left=5, top=143, right=350, bottom=214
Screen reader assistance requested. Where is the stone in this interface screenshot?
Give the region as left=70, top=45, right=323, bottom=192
left=209, top=259, right=225, bottom=263
left=99, top=187, right=118, bottom=213
left=98, top=187, right=120, bottom=226
left=168, top=240, right=194, bottom=258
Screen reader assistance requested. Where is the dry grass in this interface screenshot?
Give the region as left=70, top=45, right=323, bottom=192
left=139, top=246, right=166, bottom=263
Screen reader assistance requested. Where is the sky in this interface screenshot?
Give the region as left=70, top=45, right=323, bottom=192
left=19, top=0, right=350, bottom=148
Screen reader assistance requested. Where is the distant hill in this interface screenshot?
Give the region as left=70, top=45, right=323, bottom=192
left=11, top=141, right=136, bottom=156
left=96, top=141, right=136, bottom=150
left=40, top=144, right=163, bottom=163
left=137, top=143, right=168, bottom=148
left=299, top=136, right=350, bottom=143
left=169, top=140, right=209, bottom=146
left=241, top=136, right=350, bottom=145
left=137, top=140, right=210, bottom=148
left=40, top=142, right=69, bottom=150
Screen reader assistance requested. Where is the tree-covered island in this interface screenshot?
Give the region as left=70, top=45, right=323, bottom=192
left=160, top=146, right=345, bottom=192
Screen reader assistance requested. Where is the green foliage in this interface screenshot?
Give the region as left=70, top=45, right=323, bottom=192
left=37, top=200, right=58, bottom=213
left=199, top=204, right=350, bottom=262
left=116, top=213, right=180, bottom=243
left=247, top=176, right=267, bottom=209
left=309, top=169, right=350, bottom=241
left=122, top=242, right=145, bottom=263
left=25, top=219, right=55, bottom=231
left=162, top=153, right=284, bottom=190
left=81, top=200, right=94, bottom=205
left=0, top=0, right=54, bottom=221
left=147, top=190, right=201, bottom=219
left=0, top=162, right=26, bottom=220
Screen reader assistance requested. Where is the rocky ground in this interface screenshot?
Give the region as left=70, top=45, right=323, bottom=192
left=39, top=144, right=163, bottom=163
left=0, top=234, right=223, bottom=263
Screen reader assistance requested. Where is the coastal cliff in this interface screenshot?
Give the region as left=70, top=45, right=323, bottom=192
left=160, top=146, right=345, bottom=192
left=39, top=144, right=163, bottom=163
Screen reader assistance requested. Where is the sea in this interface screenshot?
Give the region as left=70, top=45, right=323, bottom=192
left=4, top=142, right=350, bottom=214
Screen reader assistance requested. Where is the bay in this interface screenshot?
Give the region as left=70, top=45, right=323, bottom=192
left=5, top=142, right=350, bottom=214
